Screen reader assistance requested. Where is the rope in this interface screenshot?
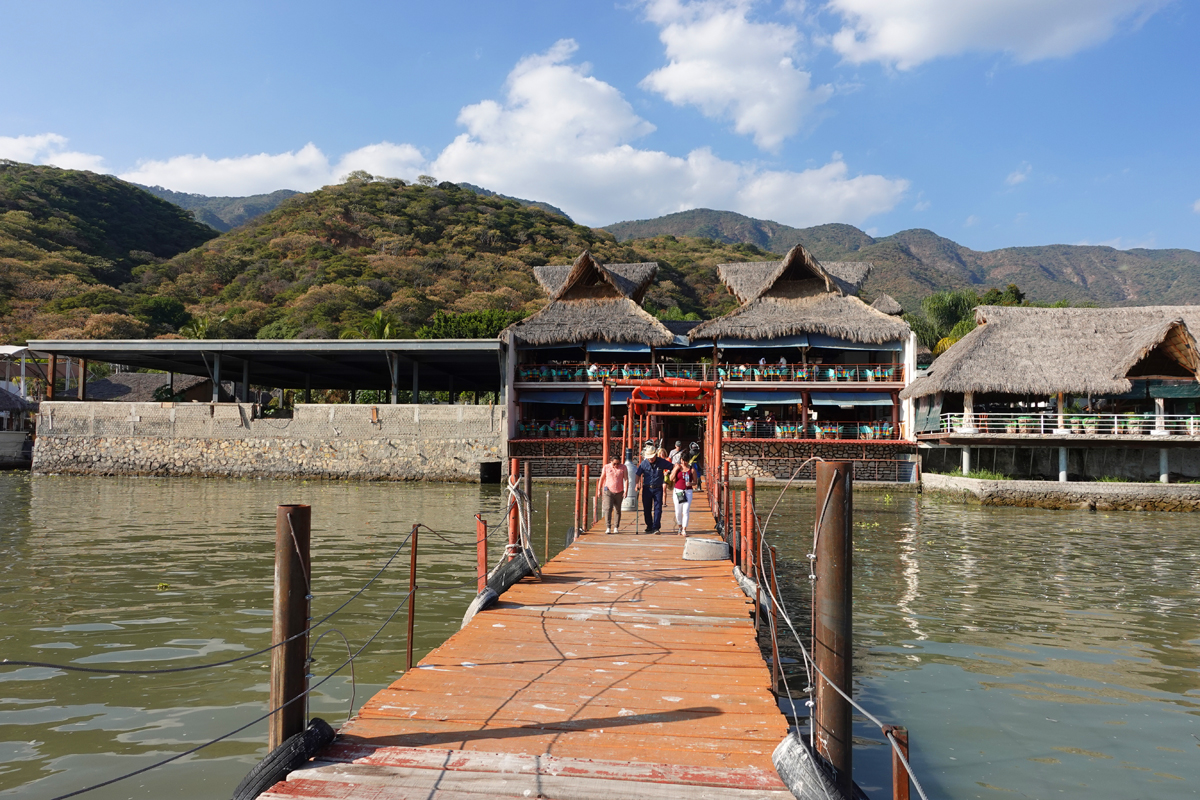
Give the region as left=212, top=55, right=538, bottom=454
left=308, top=628, right=355, bottom=727
left=3, top=525, right=419, bottom=676
left=752, top=479, right=930, bottom=800
left=47, top=587, right=417, bottom=800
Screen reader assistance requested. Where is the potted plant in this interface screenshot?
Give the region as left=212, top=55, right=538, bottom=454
left=1069, top=416, right=1083, bottom=434
left=1004, top=418, right=1018, bottom=434
left=1083, top=417, right=1099, bottom=435
left=1188, top=416, right=1200, bottom=436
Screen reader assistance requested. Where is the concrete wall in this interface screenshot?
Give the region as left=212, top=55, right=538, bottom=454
left=922, top=472, right=1200, bottom=511
left=32, top=401, right=505, bottom=482
left=922, top=443, right=1200, bottom=482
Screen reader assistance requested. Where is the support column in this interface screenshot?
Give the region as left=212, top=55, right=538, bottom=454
left=960, top=391, right=978, bottom=433
left=1160, top=448, right=1169, bottom=484
left=1153, top=397, right=1168, bottom=436
left=412, top=361, right=419, bottom=404
left=1058, top=447, right=1068, bottom=482
left=46, top=353, right=57, bottom=400
left=304, top=373, right=311, bottom=404
left=77, top=359, right=87, bottom=401
left=241, top=360, right=250, bottom=403
left=212, top=354, right=222, bottom=403
left=388, top=353, right=399, bottom=405
left=961, top=446, right=971, bottom=475
left=602, top=383, right=612, bottom=466
left=448, top=375, right=454, bottom=404
left=890, top=391, right=899, bottom=438
left=20, top=352, right=26, bottom=399
left=801, top=391, right=809, bottom=436
left=1054, top=392, right=1069, bottom=435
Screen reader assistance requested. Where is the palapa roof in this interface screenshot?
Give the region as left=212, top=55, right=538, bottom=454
left=504, top=251, right=673, bottom=347
left=69, top=372, right=208, bottom=402
left=0, top=386, right=34, bottom=412
left=870, top=293, right=903, bottom=316
left=900, top=305, right=1200, bottom=400
left=688, top=245, right=908, bottom=345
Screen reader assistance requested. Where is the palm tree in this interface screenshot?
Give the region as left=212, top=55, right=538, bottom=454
left=181, top=314, right=228, bottom=340
left=342, top=310, right=399, bottom=339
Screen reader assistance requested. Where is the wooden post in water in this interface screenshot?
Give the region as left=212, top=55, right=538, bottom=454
left=475, top=515, right=487, bottom=593
left=269, top=504, right=311, bottom=750
left=523, top=460, right=532, bottom=506
left=407, top=523, right=419, bottom=671
left=814, top=460, right=853, bottom=797
left=508, top=458, right=520, bottom=561
left=886, top=726, right=910, bottom=800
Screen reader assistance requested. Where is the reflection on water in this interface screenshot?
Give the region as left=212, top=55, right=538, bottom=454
left=1, top=475, right=1198, bottom=798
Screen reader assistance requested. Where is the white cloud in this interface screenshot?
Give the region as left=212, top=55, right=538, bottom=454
left=432, top=40, right=905, bottom=226
left=964, top=214, right=981, bottom=227
left=1005, top=162, right=1032, bottom=186
left=640, top=0, right=832, bottom=151
left=0, top=133, right=107, bottom=172
left=1192, top=199, right=1200, bottom=214
left=1076, top=234, right=1156, bottom=250
left=119, top=142, right=425, bottom=196
left=827, top=0, right=1168, bottom=70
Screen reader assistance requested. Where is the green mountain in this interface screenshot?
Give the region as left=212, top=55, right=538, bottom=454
left=603, top=209, right=1200, bottom=310
left=456, top=183, right=572, bottom=221
left=136, top=185, right=301, bottom=232
left=0, top=161, right=218, bottom=339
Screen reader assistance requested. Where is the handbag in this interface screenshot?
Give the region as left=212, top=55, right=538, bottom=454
left=674, top=489, right=687, bottom=504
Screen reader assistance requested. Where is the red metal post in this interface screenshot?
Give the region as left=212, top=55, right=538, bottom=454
left=746, top=476, right=756, bottom=580
left=886, top=726, right=910, bottom=800
left=769, top=545, right=782, bottom=691
left=574, top=463, right=583, bottom=536
left=407, top=523, right=419, bottom=671
left=475, top=515, right=487, bottom=593
left=582, top=463, right=591, bottom=530
left=508, top=458, right=520, bottom=561
left=814, top=461, right=854, bottom=797
left=602, top=383, right=612, bottom=466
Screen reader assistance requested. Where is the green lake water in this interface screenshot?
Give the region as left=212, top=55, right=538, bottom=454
left=0, top=473, right=1197, bottom=799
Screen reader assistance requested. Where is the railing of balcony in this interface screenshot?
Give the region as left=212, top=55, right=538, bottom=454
left=936, top=412, right=1200, bottom=436
left=516, top=363, right=904, bottom=383
left=723, top=420, right=900, bottom=440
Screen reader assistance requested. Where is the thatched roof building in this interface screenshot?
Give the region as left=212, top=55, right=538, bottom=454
left=687, top=245, right=909, bottom=345
left=900, top=305, right=1200, bottom=400
left=0, top=387, right=34, bottom=413
left=870, top=293, right=903, bottom=316
left=503, top=251, right=674, bottom=347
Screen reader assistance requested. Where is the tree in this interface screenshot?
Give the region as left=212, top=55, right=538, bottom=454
left=415, top=309, right=528, bottom=339
left=131, top=295, right=190, bottom=331
left=181, top=313, right=228, bottom=339
left=342, top=309, right=400, bottom=339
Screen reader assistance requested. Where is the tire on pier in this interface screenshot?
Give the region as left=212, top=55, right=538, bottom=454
left=231, top=717, right=335, bottom=800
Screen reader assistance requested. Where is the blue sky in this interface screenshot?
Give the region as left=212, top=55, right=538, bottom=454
left=1, top=0, right=1197, bottom=251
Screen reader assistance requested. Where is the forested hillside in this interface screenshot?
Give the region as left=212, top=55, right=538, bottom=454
left=604, top=209, right=1200, bottom=310
left=136, top=185, right=300, bottom=232
left=0, top=167, right=762, bottom=343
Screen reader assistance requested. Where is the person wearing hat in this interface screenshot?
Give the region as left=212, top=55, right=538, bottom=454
left=634, top=447, right=673, bottom=534
left=686, top=441, right=704, bottom=490
left=668, top=440, right=684, bottom=464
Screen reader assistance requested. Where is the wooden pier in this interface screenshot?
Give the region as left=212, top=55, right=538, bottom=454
left=261, top=492, right=793, bottom=799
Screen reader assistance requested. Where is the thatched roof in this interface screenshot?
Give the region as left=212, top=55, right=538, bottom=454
left=70, top=372, right=208, bottom=402
left=504, top=251, right=673, bottom=347
left=870, top=293, right=903, bottom=316
left=532, top=253, right=658, bottom=303
left=689, top=244, right=905, bottom=345
left=900, top=305, right=1200, bottom=399
left=0, top=387, right=34, bottom=412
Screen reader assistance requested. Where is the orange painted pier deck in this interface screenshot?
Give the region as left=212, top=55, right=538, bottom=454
left=262, top=493, right=792, bottom=799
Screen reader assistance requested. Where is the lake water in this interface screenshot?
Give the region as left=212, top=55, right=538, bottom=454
left=0, top=473, right=1196, bottom=799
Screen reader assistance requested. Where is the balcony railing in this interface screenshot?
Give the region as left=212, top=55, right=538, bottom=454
left=516, top=363, right=903, bottom=383
left=935, top=412, right=1200, bottom=436
left=723, top=420, right=900, bottom=440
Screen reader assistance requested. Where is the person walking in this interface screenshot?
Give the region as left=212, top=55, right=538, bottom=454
left=685, top=441, right=704, bottom=491
left=596, top=452, right=628, bottom=533
left=669, top=457, right=696, bottom=536
left=668, top=440, right=684, bottom=464
left=635, top=447, right=673, bottom=534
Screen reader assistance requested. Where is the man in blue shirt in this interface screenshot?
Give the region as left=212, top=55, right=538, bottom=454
left=634, top=447, right=673, bottom=534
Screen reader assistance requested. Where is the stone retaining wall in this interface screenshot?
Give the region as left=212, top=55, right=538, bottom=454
left=32, top=401, right=505, bottom=482
left=922, top=472, right=1200, bottom=511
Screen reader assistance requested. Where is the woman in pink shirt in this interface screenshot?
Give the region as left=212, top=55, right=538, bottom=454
left=596, top=452, right=628, bottom=533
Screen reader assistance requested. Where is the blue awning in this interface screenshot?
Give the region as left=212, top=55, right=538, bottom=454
left=520, top=390, right=585, bottom=404
left=808, top=334, right=904, bottom=352
left=718, top=335, right=808, bottom=349
left=809, top=392, right=894, bottom=406
left=722, top=390, right=806, bottom=404
left=586, top=342, right=651, bottom=354
left=586, top=390, right=633, bottom=405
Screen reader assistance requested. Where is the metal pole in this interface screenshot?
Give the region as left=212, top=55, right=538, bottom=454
left=582, top=463, right=591, bottom=530
left=746, top=476, right=756, bottom=579
left=574, top=464, right=582, bottom=536
left=769, top=545, right=782, bottom=692
left=814, top=461, right=853, bottom=796
left=544, top=490, right=550, bottom=560
left=213, top=354, right=221, bottom=403
left=77, top=359, right=87, bottom=400
left=241, top=359, right=250, bottom=403
left=475, top=515, right=487, bottom=593
left=886, top=726, right=910, bottom=800
left=412, top=361, right=419, bottom=404
left=46, top=353, right=56, bottom=400
left=508, top=458, right=520, bottom=560
left=407, top=523, right=418, bottom=671
left=269, top=504, right=310, bottom=750
left=602, top=383, right=612, bottom=466
left=523, top=460, right=532, bottom=506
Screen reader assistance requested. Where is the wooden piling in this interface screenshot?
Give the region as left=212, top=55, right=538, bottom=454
left=270, top=504, right=311, bottom=750
left=886, top=726, right=910, bottom=800
left=475, top=515, right=487, bottom=593
left=407, top=523, right=419, bottom=672
left=814, top=461, right=853, bottom=797
left=508, top=458, right=520, bottom=561
left=523, top=460, right=532, bottom=507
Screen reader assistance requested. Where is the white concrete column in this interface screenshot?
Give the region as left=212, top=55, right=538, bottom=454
left=1160, top=448, right=1169, bottom=483
left=961, top=446, right=971, bottom=475
left=1058, top=447, right=1068, bottom=482
left=411, top=360, right=420, bottom=403
left=240, top=360, right=249, bottom=403
left=20, top=353, right=26, bottom=398
left=1152, top=397, right=1168, bottom=436
left=387, top=352, right=398, bottom=404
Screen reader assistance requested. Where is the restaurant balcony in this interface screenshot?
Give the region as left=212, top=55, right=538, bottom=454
left=515, top=362, right=904, bottom=386
left=920, top=412, right=1200, bottom=443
